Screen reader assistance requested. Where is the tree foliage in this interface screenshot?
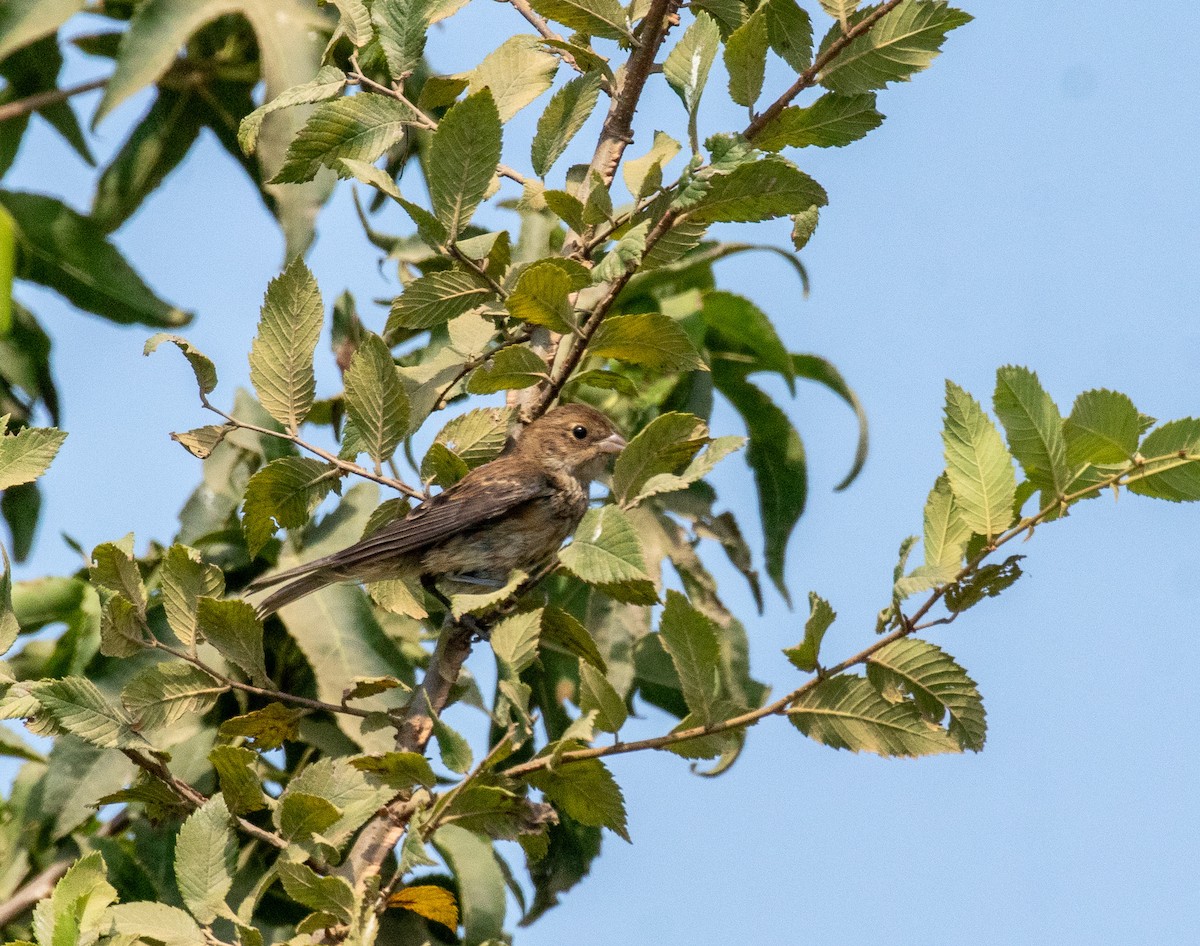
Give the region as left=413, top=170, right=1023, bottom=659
left=0, top=1, right=1196, bottom=943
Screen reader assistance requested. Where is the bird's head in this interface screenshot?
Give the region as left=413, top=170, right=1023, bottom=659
left=516, top=404, right=626, bottom=483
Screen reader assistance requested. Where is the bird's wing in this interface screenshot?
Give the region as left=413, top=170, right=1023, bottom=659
left=247, top=463, right=552, bottom=589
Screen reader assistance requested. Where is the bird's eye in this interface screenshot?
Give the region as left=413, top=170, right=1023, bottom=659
left=572, top=425, right=588, bottom=440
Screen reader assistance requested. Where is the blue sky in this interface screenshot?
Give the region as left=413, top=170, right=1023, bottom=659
left=6, top=2, right=1200, bottom=943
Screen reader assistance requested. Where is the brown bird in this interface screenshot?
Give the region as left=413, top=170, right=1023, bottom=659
left=249, top=404, right=626, bottom=616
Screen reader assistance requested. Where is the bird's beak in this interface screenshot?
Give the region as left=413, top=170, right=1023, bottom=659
left=597, top=432, right=627, bottom=455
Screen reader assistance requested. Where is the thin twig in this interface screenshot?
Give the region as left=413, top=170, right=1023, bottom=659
left=504, top=0, right=585, bottom=74
left=346, top=55, right=438, bottom=133
left=0, top=76, right=108, bottom=124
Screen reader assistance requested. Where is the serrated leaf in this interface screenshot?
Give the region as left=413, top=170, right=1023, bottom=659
left=754, top=92, right=884, bottom=150
left=0, top=190, right=191, bottom=327
left=272, top=93, right=422, bottom=184
left=634, top=436, right=744, bottom=504
left=543, top=189, right=586, bottom=232
left=99, top=594, right=145, bottom=657
left=122, top=661, right=224, bottom=731
left=386, top=269, right=494, bottom=334
left=32, top=850, right=116, bottom=946
left=612, top=412, right=708, bottom=505
left=818, top=0, right=973, bottom=94
left=103, top=902, right=205, bottom=946
left=922, top=473, right=969, bottom=572
left=541, top=605, right=607, bottom=672
left=591, top=219, right=650, bottom=283
left=784, top=592, right=835, bottom=672
left=943, top=554, right=1023, bottom=613
left=588, top=313, right=705, bottom=371
left=528, top=756, right=628, bottom=840
left=0, top=546, right=17, bottom=658
left=350, top=750, right=437, bottom=789
left=491, top=609, right=542, bottom=676
left=90, top=539, right=146, bottom=614
left=429, top=700, right=474, bottom=773
left=466, top=346, right=549, bottom=394
left=421, top=441, right=470, bottom=487
left=993, top=365, right=1069, bottom=498
left=176, top=794, right=237, bottom=925
left=31, top=676, right=151, bottom=749
left=867, top=638, right=986, bottom=751
left=468, top=35, right=559, bottom=122
left=427, top=91, right=501, bottom=234
left=220, top=702, right=302, bottom=749
left=277, top=791, right=342, bottom=844
left=691, top=157, right=828, bottom=223
left=389, top=885, right=459, bottom=930
left=559, top=505, right=656, bottom=603
left=943, top=380, right=1016, bottom=538
left=764, top=0, right=813, bottom=71
left=577, top=662, right=626, bottom=733
left=532, top=72, right=604, bottom=177
left=343, top=334, right=409, bottom=467
left=725, top=8, right=768, bottom=108
left=506, top=259, right=588, bottom=331
left=434, top=408, right=513, bottom=467
left=242, top=457, right=338, bottom=556
left=144, top=334, right=219, bottom=399
left=171, top=424, right=232, bottom=459
left=210, top=745, right=267, bottom=814
left=0, top=421, right=64, bottom=493
left=285, top=756, right=393, bottom=847
left=161, top=544, right=224, bottom=649
left=1126, top=418, right=1200, bottom=502
left=819, top=0, right=858, bottom=28
left=791, top=205, right=820, bottom=250
left=664, top=12, right=721, bottom=115
left=622, top=131, right=681, bottom=202
left=250, top=257, right=323, bottom=432
left=373, top=0, right=433, bottom=78
left=277, top=863, right=356, bottom=923
left=238, top=66, right=347, bottom=155
left=789, top=674, right=960, bottom=756
left=1063, top=388, right=1142, bottom=467
left=530, top=0, right=627, bottom=38
left=196, top=597, right=269, bottom=687
left=658, top=591, right=720, bottom=725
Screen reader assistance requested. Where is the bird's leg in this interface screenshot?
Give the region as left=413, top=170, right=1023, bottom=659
left=420, top=574, right=489, bottom=642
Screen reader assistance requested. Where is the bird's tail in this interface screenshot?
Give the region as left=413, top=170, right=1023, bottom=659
left=247, top=561, right=333, bottom=618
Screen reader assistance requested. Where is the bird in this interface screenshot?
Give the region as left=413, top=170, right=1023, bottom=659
left=248, top=404, right=626, bottom=617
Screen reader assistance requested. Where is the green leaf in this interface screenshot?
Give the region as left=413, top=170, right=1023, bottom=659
left=0, top=545, right=17, bottom=658
left=691, top=157, right=827, bottom=223
left=591, top=219, right=650, bottom=282
left=277, top=863, right=356, bottom=924
left=99, top=594, right=145, bottom=658
left=993, top=365, right=1069, bottom=498
left=764, top=0, right=813, bottom=71
left=0, top=206, right=13, bottom=335
left=789, top=674, right=959, bottom=756
left=160, top=544, right=224, bottom=649
left=196, top=597, right=269, bottom=687
left=0, top=190, right=190, bottom=327
left=703, top=290, right=794, bottom=388
left=943, top=554, right=1022, bottom=613
left=434, top=407, right=514, bottom=467
left=559, top=505, right=656, bottom=603
left=921, top=473, right=969, bottom=572
left=242, top=457, right=338, bottom=557
left=249, top=257, right=324, bottom=432
left=175, top=795, right=237, bottom=925
left=103, top=902, right=206, bottom=946
left=664, top=12, right=721, bottom=116
left=724, top=8, right=768, bottom=108
left=431, top=825, right=506, bottom=943
left=466, top=346, right=549, bottom=394
left=273, top=93, right=421, bottom=184
left=611, top=412, right=708, bottom=505
left=372, top=0, right=433, bottom=78
left=942, top=380, right=1016, bottom=538
left=657, top=591, right=720, bottom=725
left=541, top=605, right=607, bottom=672
left=0, top=0, right=86, bottom=61
left=238, top=66, right=347, bottom=155
left=867, top=638, right=986, bottom=751
left=429, top=700, right=474, bottom=773
left=819, top=0, right=859, bottom=29
left=121, top=661, right=224, bottom=731
left=144, top=333, right=217, bottom=397
left=622, top=131, right=681, bottom=202
left=467, top=35, right=559, bottom=122
left=713, top=366, right=806, bottom=604
left=543, top=189, right=586, bottom=232
left=754, top=92, right=884, bottom=150
left=491, top=608, right=542, bottom=679
left=429, top=91, right=501, bottom=233
left=784, top=592, right=835, bottom=672
left=420, top=441, right=470, bottom=487
left=527, top=756, right=629, bottom=840
left=387, top=269, right=494, bottom=334
left=32, top=850, right=116, bottom=946
left=0, top=421, right=66, bottom=491
left=506, top=259, right=588, bottom=331
left=284, top=756, right=393, bottom=847
left=90, top=538, right=146, bottom=614
left=210, top=745, right=267, bottom=814
left=577, top=663, right=626, bottom=733
left=791, top=205, right=819, bottom=250
left=1063, top=388, right=1142, bottom=467
left=1126, top=418, right=1200, bottom=502
left=276, top=790, right=341, bottom=846
left=529, top=0, right=628, bottom=39
left=343, top=334, right=409, bottom=467
left=219, top=702, right=303, bottom=749
left=633, top=437, right=744, bottom=505
left=818, top=0, right=973, bottom=94
left=588, top=313, right=705, bottom=371
left=532, top=72, right=604, bottom=177
left=31, top=676, right=151, bottom=749
left=350, top=750, right=437, bottom=790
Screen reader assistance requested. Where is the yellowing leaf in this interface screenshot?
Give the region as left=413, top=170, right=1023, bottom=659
left=388, top=885, right=459, bottom=930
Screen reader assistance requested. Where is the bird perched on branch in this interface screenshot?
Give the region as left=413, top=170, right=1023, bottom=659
left=249, top=404, right=626, bottom=616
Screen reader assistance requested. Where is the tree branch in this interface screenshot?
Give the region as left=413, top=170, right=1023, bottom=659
left=0, top=77, right=107, bottom=124
left=503, top=0, right=585, bottom=75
